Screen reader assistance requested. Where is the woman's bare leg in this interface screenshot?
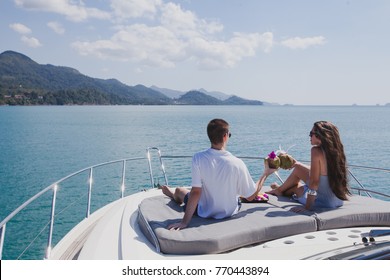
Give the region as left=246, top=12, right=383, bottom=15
left=267, top=163, right=310, bottom=196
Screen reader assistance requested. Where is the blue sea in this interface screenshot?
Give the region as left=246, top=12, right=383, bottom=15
left=1, top=105, right=390, bottom=259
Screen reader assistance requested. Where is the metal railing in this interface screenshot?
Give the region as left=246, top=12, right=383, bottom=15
left=161, top=155, right=390, bottom=199
left=147, top=147, right=169, bottom=187
left=0, top=156, right=145, bottom=260
left=1, top=149, right=389, bottom=259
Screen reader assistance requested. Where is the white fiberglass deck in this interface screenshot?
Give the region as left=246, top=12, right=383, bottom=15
left=50, top=187, right=390, bottom=260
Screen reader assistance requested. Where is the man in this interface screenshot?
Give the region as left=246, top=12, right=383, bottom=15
left=162, top=118, right=274, bottom=230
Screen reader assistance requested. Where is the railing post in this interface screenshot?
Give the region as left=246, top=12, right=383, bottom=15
left=348, top=169, right=372, bottom=197
left=157, top=149, right=169, bottom=186
left=86, top=168, right=93, bottom=218
left=146, top=148, right=155, bottom=188
left=0, top=224, right=6, bottom=260
left=274, top=171, right=284, bottom=184
left=45, top=184, right=58, bottom=259
left=147, top=147, right=169, bottom=188
left=121, top=160, right=126, bottom=198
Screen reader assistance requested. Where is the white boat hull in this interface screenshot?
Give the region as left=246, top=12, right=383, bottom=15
left=50, top=188, right=390, bottom=260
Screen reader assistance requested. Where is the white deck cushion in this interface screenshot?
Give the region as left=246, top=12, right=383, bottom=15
left=265, top=189, right=390, bottom=229
left=138, top=195, right=317, bottom=255
left=314, top=195, right=390, bottom=230
left=138, top=192, right=390, bottom=255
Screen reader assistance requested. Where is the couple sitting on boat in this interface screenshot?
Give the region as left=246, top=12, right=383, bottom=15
left=161, top=118, right=350, bottom=230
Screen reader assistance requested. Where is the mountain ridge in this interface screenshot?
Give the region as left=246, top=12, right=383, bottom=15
left=0, top=50, right=263, bottom=106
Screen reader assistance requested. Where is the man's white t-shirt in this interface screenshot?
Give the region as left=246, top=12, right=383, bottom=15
left=191, top=148, right=256, bottom=219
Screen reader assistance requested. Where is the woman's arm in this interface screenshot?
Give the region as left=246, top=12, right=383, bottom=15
left=246, top=161, right=277, bottom=201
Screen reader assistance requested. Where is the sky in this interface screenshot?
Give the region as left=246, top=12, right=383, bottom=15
left=1, top=0, right=389, bottom=105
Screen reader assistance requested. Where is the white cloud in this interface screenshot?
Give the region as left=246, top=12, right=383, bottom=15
left=110, top=0, right=162, bottom=20
left=12, top=1, right=326, bottom=67
left=14, top=0, right=110, bottom=22
left=261, top=32, right=274, bottom=53
left=9, top=23, right=32, bottom=34
left=281, top=36, right=326, bottom=50
left=72, top=2, right=273, bottom=70
left=9, top=22, right=42, bottom=48
left=189, top=32, right=273, bottom=70
left=72, top=24, right=185, bottom=68
left=21, top=35, right=42, bottom=47
left=160, top=2, right=202, bottom=36
left=47, top=21, right=65, bottom=34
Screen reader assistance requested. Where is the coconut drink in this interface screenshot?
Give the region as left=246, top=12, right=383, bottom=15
left=265, top=151, right=280, bottom=169
left=278, top=153, right=296, bottom=169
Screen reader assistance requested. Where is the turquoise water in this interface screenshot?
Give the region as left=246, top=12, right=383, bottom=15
left=0, top=105, right=389, bottom=259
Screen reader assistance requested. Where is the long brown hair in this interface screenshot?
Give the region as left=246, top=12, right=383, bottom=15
left=313, top=121, right=350, bottom=200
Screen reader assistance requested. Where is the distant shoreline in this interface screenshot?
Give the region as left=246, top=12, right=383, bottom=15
left=1, top=104, right=389, bottom=107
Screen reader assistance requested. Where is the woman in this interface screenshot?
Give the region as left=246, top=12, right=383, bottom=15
left=267, top=121, right=350, bottom=211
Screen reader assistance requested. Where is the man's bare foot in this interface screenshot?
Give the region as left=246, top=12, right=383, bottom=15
left=266, top=188, right=283, bottom=196
left=161, top=185, right=175, bottom=199
left=270, top=182, right=280, bottom=190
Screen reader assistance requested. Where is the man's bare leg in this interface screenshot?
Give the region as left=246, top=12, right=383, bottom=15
left=161, top=185, right=175, bottom=199
left=161, top=186, right=190, bottom=204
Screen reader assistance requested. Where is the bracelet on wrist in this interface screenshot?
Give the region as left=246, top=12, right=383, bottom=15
left=307, top=189, right=317, bottom=196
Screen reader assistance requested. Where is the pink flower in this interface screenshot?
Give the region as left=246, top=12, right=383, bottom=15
left=268, top=151, right=277, bottom=159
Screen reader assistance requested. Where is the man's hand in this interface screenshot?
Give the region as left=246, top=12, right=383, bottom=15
left=167, top=221, right=188, bottom=231
left=166, top=187, right=201, bottom=231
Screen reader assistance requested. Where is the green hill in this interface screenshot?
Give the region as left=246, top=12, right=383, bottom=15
left=0, top=50, right=263, bottom=106
left=175, top=91, right=223, bottom=105
left=0, top=51, right=171, bottom=105
left=223, top=95, right=263, bottom=105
